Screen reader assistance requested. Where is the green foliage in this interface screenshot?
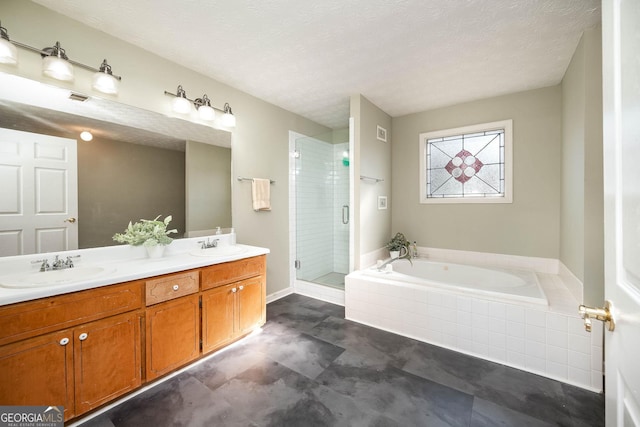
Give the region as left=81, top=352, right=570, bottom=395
left=386, top=232, right=413, bottom=264
left=385, top=232, right=410, bottom=251
left=112, top=215, right=178, bottom=247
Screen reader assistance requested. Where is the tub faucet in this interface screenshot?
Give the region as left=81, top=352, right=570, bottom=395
left=377, top=255, right=400, bottom=272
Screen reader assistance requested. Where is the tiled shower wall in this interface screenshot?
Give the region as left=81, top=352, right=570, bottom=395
left=295, top=138, right=349, bottom=282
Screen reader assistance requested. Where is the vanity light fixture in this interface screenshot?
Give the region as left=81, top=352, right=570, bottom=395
left=164, top=85, right=235, bottom=127
left=42, top=41, right=74, bottom=81
left=170, top=85, right=193, bottom=114
left=221, top=103, right=236, bottom=128
left=194, top=94, right=215, bottom=121
left=91, top=59, right=119, bottom=95
left=0, top=21, right=17, bottom=64
left=0, top=22, right=122, bottom=94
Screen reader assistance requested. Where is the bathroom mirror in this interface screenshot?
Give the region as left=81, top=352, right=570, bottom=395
left=0, top=73, right=232, bottom=253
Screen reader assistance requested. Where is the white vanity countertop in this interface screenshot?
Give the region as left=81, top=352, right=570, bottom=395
left=0, top=235, right=269, bottom=306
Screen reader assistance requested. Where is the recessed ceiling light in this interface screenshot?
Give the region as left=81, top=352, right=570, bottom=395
left=80, top=131, right=93, bottom=141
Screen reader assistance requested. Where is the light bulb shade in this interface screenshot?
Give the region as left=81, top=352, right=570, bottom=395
left=172, top=96, right=192, bottom=114
left=221, top=112, right=236, bottom=127
left=197, top=105, right=215, bottom=121
left=92, top=71, right=119, bottom=94
left=42, top=55, right=74, bottom=81
left=221, top=103, right=236, bottom=127
left=0, top=38, right=17, bottom=64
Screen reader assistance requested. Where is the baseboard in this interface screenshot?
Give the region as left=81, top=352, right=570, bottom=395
left=266, top=286, right=294, bottom=303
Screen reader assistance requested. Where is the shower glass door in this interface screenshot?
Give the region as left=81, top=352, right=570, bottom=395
left=295, top=133, right=349, bottom=289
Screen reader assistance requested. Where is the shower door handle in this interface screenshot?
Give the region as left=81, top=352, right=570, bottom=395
left=342, top=205, right=349, bottom=224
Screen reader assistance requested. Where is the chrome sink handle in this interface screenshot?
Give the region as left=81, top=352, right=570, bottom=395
left=31, top=258, right=50, bottom=272
left=65, top=254, right=80, bottom=268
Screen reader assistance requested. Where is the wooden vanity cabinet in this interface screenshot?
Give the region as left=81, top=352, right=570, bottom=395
left=0, top=329, right=75, bottom=420
left=237, top=276, right=265, bottom=335
left=73, top=311, right=142, bottom=414
left=201, top=256, right=266, bottom=353
left=0, top=281, right=144, bottom=421
left=0, top=254, right=267, bottom=422
left=144, top=270, right=200, bottom=381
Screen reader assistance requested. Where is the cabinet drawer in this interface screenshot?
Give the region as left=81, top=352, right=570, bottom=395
left=201, top=255, right=266, bottom=291
left=145, top=271, right=199, bottom=306
left=0, top=281, right=143, bottom=347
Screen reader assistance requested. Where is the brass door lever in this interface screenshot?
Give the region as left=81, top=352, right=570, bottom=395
left=578, top=300, right=615, bottom=332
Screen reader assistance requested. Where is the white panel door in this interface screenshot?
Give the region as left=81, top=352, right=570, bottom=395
left=602, top=0, right=640, bottom=425
left=0, top=128, right=78, bottom=256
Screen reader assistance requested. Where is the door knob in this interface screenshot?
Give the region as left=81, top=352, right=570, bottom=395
left=65, top=217, right=77, bottom=223
left=578, top=300, right=615, bottom=332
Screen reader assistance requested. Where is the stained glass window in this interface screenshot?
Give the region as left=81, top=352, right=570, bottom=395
left=419, top=120, right=512, bottom=204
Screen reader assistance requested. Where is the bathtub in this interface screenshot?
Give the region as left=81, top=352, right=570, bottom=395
left=361, top=258, right=547, bottom=306
left=345, top=257, right=602, bottom=391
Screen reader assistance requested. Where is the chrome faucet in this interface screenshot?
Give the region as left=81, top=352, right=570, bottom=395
left=32, top=254, right=80, bottom=272
left=52, top=255, right=64, bottom=270
left=198, top=238, right=219, bottom=249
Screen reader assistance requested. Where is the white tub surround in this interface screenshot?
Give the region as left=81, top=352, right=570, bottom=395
left=346, top=255, right=602, bottom=392
left=365, top=259, right=547, bottom=306
left=0, top=235, right=269, bottom=306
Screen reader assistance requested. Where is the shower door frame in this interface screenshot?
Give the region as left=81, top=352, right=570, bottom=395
left=288, top=123, right=354, bottom=304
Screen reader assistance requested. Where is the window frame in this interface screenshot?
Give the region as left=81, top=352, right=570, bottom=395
left=419, top=119, right=513, bottom=204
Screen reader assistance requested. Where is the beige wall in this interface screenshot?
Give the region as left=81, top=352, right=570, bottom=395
left=350, top=95, right=392, bottom=266
left=391, top=86, right=563, bottom=258
left=561, top=37, right=586, bottom=281
left=0, top=0, right=331, bottom=295
left=560, top=26, right=604, bottom=305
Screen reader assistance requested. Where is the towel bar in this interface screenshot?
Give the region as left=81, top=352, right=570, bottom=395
left=237, top=177, right=276, bottom=184
left=360, top=175, right=384, bottom=183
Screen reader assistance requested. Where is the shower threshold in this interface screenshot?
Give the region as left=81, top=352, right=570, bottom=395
left=310, top=272, right=345, bottom=290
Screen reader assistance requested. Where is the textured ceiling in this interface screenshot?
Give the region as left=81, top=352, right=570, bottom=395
left=31, top=0, right=600, bottom=129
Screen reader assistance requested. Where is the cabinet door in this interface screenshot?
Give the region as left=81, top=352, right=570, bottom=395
left=0, top=329, right=75, bottom=421
left=237, top=276, right=265, bottom=335
left=74, top=311, right=142, bottom=414
left=201, top=283, right=236, bottom=354
left=146, top=294, right=200, bottom=380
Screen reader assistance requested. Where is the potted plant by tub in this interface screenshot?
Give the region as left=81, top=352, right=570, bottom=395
left=112, top=215, right=178, bottom=258
left=386, top=232, right=411, bottom=260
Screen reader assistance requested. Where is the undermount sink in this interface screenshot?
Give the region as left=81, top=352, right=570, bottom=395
left=189, top=245, right=246, bottom=257
left=0, top=266, right=109, bottom=288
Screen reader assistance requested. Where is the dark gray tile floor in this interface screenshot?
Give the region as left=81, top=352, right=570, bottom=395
left=80, top=293, right=604, bottom=427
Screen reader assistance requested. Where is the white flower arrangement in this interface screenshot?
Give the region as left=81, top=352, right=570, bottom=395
left=112, top=215, right=178, bottom=247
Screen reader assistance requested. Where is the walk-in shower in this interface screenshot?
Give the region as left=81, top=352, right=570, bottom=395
left=292, top=130, right=350, bottom=290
